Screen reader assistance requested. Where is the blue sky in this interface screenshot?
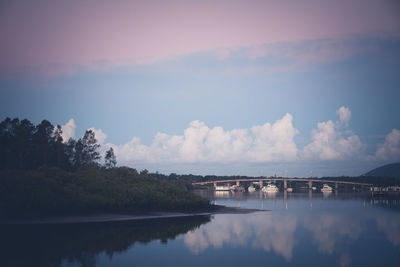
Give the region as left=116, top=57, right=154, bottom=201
left=1, top=1, right=400, bottom=176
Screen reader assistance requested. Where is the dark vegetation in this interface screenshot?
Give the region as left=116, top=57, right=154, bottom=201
left=0, top=167, right=210, bottom=218
left=0, top=215, right=210, bottom=267
left=0, top=118, right=210, bottom=218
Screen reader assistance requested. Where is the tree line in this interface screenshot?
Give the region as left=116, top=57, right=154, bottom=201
left=0, top=117, right=116, bottom=171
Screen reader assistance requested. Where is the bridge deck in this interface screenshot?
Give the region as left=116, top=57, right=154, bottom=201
left=192, top=178, right=372, bottom=186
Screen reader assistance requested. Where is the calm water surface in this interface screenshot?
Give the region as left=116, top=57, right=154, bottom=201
left=1, top=191, right=399, bottom=267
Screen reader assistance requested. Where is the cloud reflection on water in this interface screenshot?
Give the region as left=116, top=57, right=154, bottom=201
left=302, top=213, right=364, bottom=254
left=184, top=212, right=297, bottom=261
left=376, top=213, right=400, bottom=246
left=184, top=204, right=399, bottom=263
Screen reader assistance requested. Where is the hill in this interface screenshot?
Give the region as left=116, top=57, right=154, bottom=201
left=364, top=162, right=400, bottom=178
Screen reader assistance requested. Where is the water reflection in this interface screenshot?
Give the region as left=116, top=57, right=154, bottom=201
left=376, top=213, right=400, bottom=246
left=184, top=212, right=297, bottom=260
left=0, top=216, right=210, bottom=267
left=187, top=192, right=400, bottom=266
left=1, top=193, right=400, bottom=267
left=302, top=213, right=364, bottom=254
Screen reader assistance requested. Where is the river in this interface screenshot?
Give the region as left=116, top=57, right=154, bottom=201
left=1, top=191, right=399, bottom=267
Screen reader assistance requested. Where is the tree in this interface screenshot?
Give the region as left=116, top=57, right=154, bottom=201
left=73, top=130, right=101, bottom=168
left=15, top=119, right=35, bottom=169
left=33, top=120, right=55, bottom=168
left=104, top=147, right=117, bottom=168
left=66, top=130, right=100, bottom=169
left=0, top=118, right=104, bottom=171
left=50, top=125, right=69, bottom=170
left=65, top=138, right=77, bottom=169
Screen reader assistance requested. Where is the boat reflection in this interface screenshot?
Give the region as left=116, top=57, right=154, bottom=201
left=262, top=191, right=278, bottom=199
left=214, top=191, right=230, bottom=198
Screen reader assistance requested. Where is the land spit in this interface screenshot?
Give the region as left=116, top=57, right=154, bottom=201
left=0, top=205, right=265, bottom=225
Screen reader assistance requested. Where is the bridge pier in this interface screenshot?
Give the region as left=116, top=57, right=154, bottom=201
left=236, top=181, right=240, bottom=186
left=259, top=180, right=263, bottom=189
left=284, top=179, right=288, bottom=191
left=335, top=183, right=338, bottom=191
left=308, top=180, right=313, bottom=190
left=213, top=182, right=217, bottom=188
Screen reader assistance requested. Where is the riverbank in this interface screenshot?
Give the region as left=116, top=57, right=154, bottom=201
left=0, top=205, right=265, bottom=225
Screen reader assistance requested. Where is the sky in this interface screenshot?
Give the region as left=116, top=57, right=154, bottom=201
left=1, top=0, right=400, bottom=177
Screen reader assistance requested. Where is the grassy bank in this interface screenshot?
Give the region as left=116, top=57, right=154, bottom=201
left=0, top=167, right=211, bottom=218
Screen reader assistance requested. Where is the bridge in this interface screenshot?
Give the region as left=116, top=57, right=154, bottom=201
left=192, top=178, right=372, bottom=191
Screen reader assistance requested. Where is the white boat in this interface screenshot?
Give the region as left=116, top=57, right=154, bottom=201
left=248, top=185, right=257, bottom=192
left=231, top=185, right=245, bottom=192
left=262, top=183, right=279, bottom=192
left=215, top=186, right=231, bottom=191
left=286, top=187, right=293, bottom=192
left=321, top=184, right=333, bottom=192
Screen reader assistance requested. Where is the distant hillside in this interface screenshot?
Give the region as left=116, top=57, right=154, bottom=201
left=364, top=163, right=400, bottom=178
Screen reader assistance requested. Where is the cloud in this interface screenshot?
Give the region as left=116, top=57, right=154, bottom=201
left=114, top=114, right=299, bottom=164
left=242, top=39, right=379, bottom=73
left=302, top=107, right=364, bottom=160
left=2, top=1, right=399, bottom=76
left=60, top=118, right=76, bottom=142
left=250, top=114, right=299, bottom=162
left=336, top=106, right=351, bottom=124
left=61, top=106, right=394, bottom=168
left=375, top=129, right=400, bottom=160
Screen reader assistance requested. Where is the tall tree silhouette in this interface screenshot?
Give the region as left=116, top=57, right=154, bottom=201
left=51, top=125, right=70, bottom=170
left=33, top=120, right=54, bottom=168
left=104, top=147, right=117, bottom=168
left=79, top=129, right=101, bottom=167
left=0, top=118, right=101, bottom=171
left=15, top=119, right=35, bottom=169
left=65, top=138, right=77, bottom=168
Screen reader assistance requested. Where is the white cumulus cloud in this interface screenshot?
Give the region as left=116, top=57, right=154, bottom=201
left=376, top=129, right=400, bottom=160
left=114, top=113, right=299, bottom=164
left=61, top=106, right=391, bottom=168
left=302, top=107, right=364, bottom=160
left=61, top=118, right=76, bottom=142
left=336, top=106, right=351, bottom=124
left=249, top=114, right=299, bottom=162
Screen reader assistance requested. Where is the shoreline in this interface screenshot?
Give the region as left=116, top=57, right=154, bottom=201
left=0, top=205, right=266, bottom=225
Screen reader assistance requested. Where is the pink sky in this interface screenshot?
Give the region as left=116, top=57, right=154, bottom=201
left=1, top=0, right=399, bottom=74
